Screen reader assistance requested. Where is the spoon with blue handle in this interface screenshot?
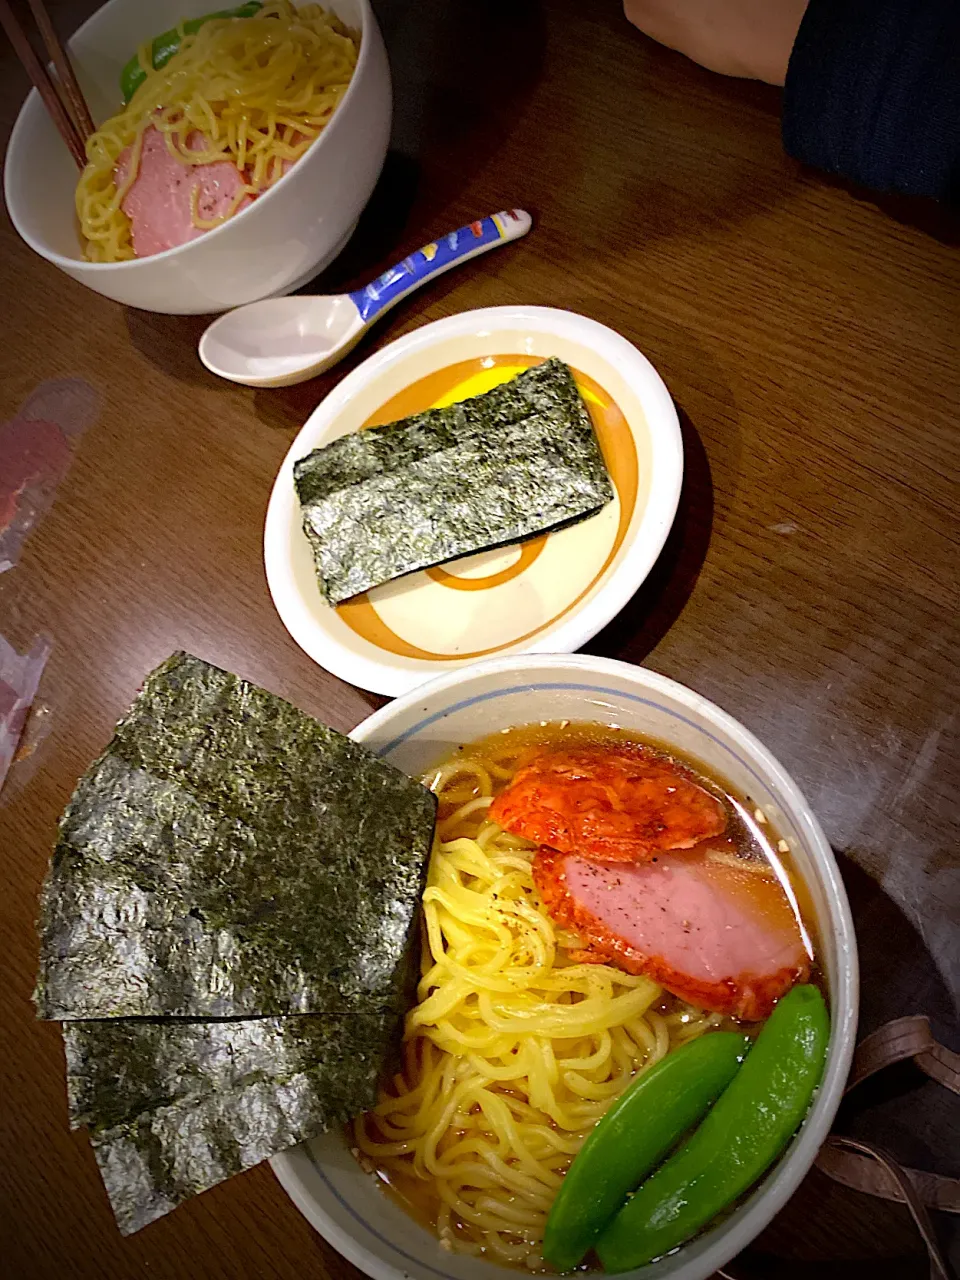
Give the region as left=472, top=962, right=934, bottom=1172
left=198, top=209, right=532, bottom=388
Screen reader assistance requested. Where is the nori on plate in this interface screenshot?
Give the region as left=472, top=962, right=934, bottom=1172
left=293, top=357, right=615, bottom=604
left=35, top=653, right=436, bottom=1020
left=64, top=1012, right=399, bottom=1234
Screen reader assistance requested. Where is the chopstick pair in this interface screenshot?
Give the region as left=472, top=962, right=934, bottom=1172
left=0, top=0, right=94, bottom=168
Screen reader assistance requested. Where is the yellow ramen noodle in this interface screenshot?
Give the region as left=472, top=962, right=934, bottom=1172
left=354, top=750, right=719, bottom=1269
left=76, top=2, right=358, bottom=262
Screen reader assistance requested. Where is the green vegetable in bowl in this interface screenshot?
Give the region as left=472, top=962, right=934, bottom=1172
left=596, top=984, right=830, bottom=1273
left=120, top=2, right=263, bottom=103
left=543, top=1032, right=750, bottom=1273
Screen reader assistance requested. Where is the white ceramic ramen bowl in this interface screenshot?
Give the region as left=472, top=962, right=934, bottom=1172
left=264, top=306, right=683, bottom=696
left=3, top=0, right=390, bottom=314
left=271, top=653, right=858, bottom=1280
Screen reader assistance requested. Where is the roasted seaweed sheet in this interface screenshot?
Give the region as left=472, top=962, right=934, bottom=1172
left=294, top=357, right=615, bottom=604
left=35, top=653, right=436, bottom=1020
left=64, top=1013, right=398, bottom=1132
left=64, top=1012, right=397, bottom=1234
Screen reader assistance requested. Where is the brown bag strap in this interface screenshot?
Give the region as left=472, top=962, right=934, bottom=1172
left=817, top=1137, right=960, bottom=1214
left=812, top=1015, right=959, bottom=1280
left=822, top=1014, right=960, bottom=1211
left=846, top=1016, right=960, bottom=1096
left=817, top=1138, right=954, bottom=1280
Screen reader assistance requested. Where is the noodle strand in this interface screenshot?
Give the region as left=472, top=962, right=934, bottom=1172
left=354, top=769, right=717, bottom=1268
left=75, top=3, right=358, bottom=261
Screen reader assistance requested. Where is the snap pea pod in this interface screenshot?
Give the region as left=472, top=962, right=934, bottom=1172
left=120, top=2, right=263, bottom=103
left=596, top=984, right=830, bottom=1273
left=543, top=1032, right=749, bottom=1273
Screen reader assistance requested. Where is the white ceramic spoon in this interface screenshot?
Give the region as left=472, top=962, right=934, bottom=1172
left=198, top=209, right=532, bottom=388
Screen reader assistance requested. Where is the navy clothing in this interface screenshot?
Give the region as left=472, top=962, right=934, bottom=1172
left=783, top=0, right=960, bottom=200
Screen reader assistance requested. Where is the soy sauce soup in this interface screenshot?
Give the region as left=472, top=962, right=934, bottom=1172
left=353, top=721, right=824, bottom=1271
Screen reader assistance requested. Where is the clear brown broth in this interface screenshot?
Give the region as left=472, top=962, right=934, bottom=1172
left=363, top=720, right=824, bottom=1269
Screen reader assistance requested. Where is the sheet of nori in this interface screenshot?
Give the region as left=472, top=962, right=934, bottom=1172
left=63, top=1012, right=398, bottom=1234
left=293, top=357, right=615, bottom=604
left=63, top=1013, right=397, bottom=1132
left=34, top=652, right=436, bottom=1020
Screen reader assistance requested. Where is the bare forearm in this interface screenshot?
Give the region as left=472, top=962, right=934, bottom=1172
left=622, top=0, right=809, bottom=85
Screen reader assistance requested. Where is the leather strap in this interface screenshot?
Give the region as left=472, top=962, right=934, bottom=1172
left=813, top=1014, right=959, bottom=1280
left=816, top=1016, right=960, bottom=1212
left=918, top=1039, right=960, bottom=1097
left=816, top=1139, right=960, bottom=1214
left=818, top=1137, right=953, bottom=1280
left=846, top=1016, right=960, bottom=1096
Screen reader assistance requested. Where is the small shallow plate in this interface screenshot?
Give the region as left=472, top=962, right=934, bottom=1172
left=264, top=306, right=682, bottom=695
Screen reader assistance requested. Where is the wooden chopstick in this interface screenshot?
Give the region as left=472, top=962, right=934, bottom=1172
left=27, top=0, right=96, bottom=138
left=0, top=0, right=90, bottom=168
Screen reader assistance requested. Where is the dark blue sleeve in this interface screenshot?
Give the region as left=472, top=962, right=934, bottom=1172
left=782, top=0, right=960, bottom=201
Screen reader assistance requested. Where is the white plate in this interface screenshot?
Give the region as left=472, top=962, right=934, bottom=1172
left=264, top=307, right=682, bottom=695
left=270, top=653, right=859, bottom=1280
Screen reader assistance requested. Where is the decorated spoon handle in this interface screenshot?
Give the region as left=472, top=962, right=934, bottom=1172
left=348, top=210, right=532, bottom=325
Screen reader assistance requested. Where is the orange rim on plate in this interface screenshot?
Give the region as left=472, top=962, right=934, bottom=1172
left=337, top=355, right=639, bottom=662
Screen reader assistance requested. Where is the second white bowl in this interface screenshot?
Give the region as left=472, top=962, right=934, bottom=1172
left=3, top=0, right=391, bottom=314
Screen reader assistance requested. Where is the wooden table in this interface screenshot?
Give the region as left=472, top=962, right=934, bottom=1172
left=2, top=1, right=957, bottom=1276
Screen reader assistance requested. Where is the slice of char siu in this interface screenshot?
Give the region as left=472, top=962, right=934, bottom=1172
left=533, top=845, right=811, bottom=1021
left=116, top=126, right=254, bottom=258
left=489, top=746, right=727, bottom=864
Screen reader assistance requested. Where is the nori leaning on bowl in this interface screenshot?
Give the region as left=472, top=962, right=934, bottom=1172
left=34, top=652, right=437, bottom=1233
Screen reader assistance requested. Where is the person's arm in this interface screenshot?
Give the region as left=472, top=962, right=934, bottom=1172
left=622, top=0, right=806, bottom=86
left=623, top=0, right=960, bottom=201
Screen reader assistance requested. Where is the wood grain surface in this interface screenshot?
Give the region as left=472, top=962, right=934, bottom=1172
left=1, top=2, right=957, bottom=1277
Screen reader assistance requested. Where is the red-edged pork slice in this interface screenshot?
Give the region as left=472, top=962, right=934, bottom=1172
left=489, top=746, right=726, bottom=863
left=533, top=845, right=810, bottom=1020
left=116, top=126, right=253, bottom=258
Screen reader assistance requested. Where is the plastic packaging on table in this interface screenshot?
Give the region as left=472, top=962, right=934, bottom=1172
left=0, top=378, right=99, bottom=574
left=0, top=633, right=50, bottom=795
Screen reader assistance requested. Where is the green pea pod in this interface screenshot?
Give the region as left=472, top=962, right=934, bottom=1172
left=596, top=985, right=830, bottom=1273
left=120, top=2, right=263, bottom=103
left=543, top=1032, right=749, bottom=1273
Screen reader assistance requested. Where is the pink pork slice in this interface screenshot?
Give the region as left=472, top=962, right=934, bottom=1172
left=116, top=126, right=253, bottom=258
left=533, top=845, right=811, bottom=1020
